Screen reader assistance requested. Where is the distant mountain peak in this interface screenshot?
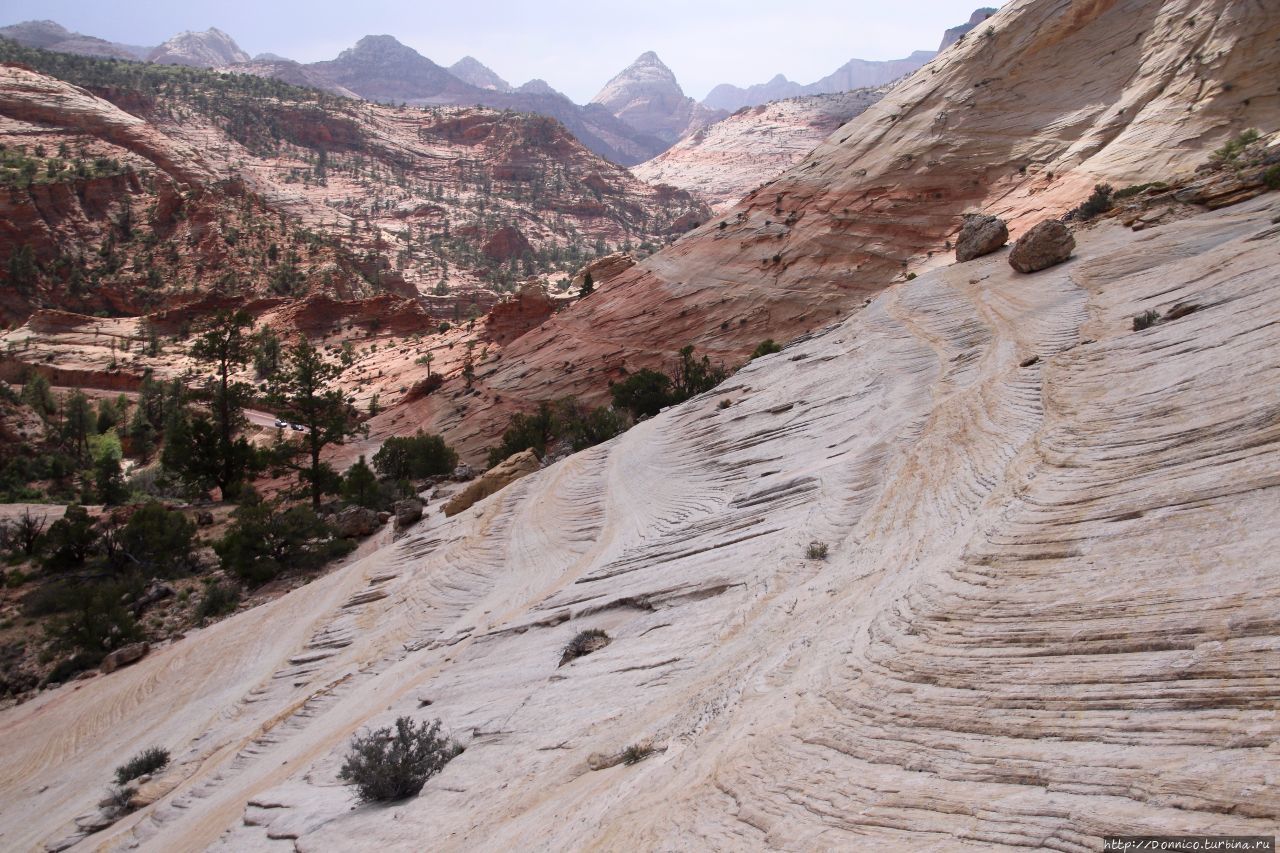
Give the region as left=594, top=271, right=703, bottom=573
left=591, top=50, right=722, bottom=145
left=148, top=27, right=249, bottom=67
left=449, top=56, right=512, bottom=93
left=0, top=19, right=145, bottom=60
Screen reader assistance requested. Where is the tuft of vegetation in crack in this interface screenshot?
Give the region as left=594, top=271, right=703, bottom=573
left=559, top=628, right=611, bottom=667
left=115, top=746, right=170, bottom=786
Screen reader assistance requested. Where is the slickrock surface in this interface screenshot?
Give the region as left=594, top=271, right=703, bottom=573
left=1, top=193, right=1276, bottom=852
left=632, top=90, right=883, bottom=211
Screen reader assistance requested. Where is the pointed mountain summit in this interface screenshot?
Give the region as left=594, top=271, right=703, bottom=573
left=590, top=51, right=723, bottom=144
left=449, top=56, right=512, bottom=92
left=306, top=35, right=478, bottom=103
left=147, top=27, right=249, bottom=67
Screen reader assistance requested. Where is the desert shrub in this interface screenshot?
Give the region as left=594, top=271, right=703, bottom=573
left=341, top=456, right=394, bottom=510
left=41, top=505, right=98, bottom=572
left=621, top=743, right=654, bottom=765
left=1113, top=181, right=1169, bottom=199
left=552, top=398, right=627, bottom=452
left=1133, top=309, right=1162, bottom=331
left=118, top=502, right=196, bottom=577
left=1264, top=165, right=1280, bottom=190
left=559, top=628, right=610, bottom=667
left=2, top=509, right=46, bottom=559
left=805, top=541, right=829, bottom=560
left=214, top=496, right=353, bottom=585
left=750, top=339, right=782, bottom=360
left=338, top=717, right=462, bottom=802
left=1066, top=184, right=1114, bottom=221
left=372, top=432, right=457, bottom=481
left=43, top=579, right=142, bottom=662
left=487, top=403, right=555, bottom=466
left=612, top=346, right=728, bottom=419
left=196, top=581, right=240, bottom=619
left=1212, top=128, right=1260, bottom=163
left=114, top=746, right=169, bottom=785
left=610, top=369, right=674, bottom=419
left=102, top=784, right=136, bottom=819
left=671, top=345, right=728, bottom=400
left=43, top=653, right=98, bottom=685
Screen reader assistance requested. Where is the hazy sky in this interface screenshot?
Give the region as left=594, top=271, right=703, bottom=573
left=2, top=1, right=1000, bottom=102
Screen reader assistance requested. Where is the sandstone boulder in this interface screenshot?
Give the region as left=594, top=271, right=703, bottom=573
left=100, top=642, right=149, bottom=674
left=443, top=450, right=541, bottom=517
left=334, top=506, right=381, bottom=538
left=393, top=498, right=424, bottom=529
left=571, top=252, right=636, bottom=290
left=1008, top=220, right=1075, bottom=273
left=955, top=214, right=1008, bottom=261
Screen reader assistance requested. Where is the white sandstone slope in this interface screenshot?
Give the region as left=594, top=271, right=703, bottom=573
left=632, top=90, right=883, bottom=211
left=2, top=193, right=1278, bottom=851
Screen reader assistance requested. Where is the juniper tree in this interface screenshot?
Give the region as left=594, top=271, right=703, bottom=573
left=188, top=310, right=256, bottom=499
left=270, top=338, right=364, bottom=508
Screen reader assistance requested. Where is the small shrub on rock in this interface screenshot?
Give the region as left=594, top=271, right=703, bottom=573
left=1133, top=309, right=1162, bottom=331
left=750, top=339, right=782, bottom=360
left=806, top=541, right=829, bottom=560
left=559, top=628, right=610, bottom=667
left=196, top=581, right=240, bottom=620
left=621, top=743, right=654, bottom=765
left=338, top=717, right=461, bottom=802
left=1065, top=184, right=1114, bottom=221
left=115, top=746, right=169, bottom=785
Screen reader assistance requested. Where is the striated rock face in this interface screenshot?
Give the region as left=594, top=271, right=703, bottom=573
left=484, top=280, right=557, bottom=344
left=590, top=52, right=726, bottom=144
left=1009, top=219, right=1075, bottom=272
left=147, top=28, right=249, bottom=67
left=5, top=197, right=1279, bottom=851
left=632, top=90, right=882, bottom=211
left=955, top=213, right=1009, bottom=261
left=442, top=448, right=540, bottom=516
left=480, top=225, right=533, bottom=262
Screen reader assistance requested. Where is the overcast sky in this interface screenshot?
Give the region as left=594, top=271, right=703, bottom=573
left=3, top=0, right=1001, bottom=102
